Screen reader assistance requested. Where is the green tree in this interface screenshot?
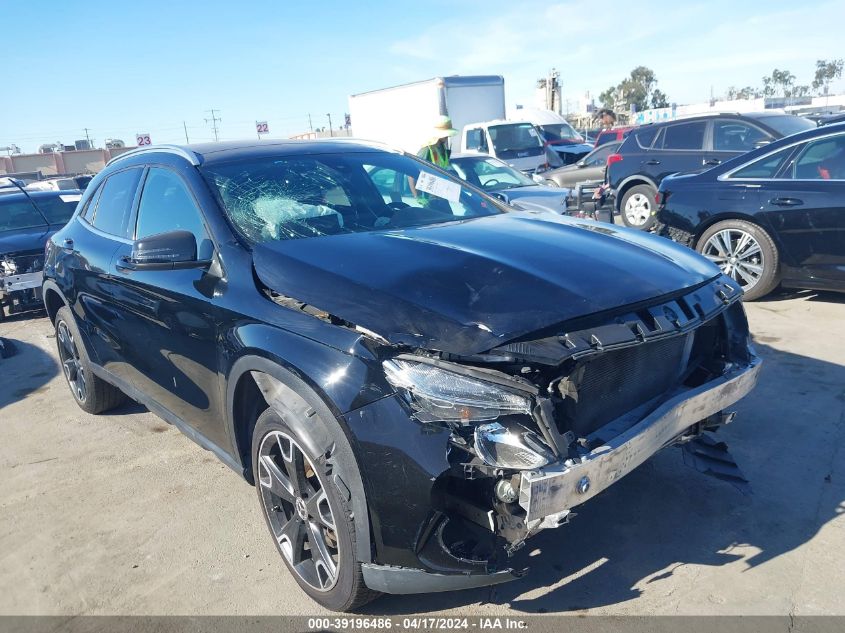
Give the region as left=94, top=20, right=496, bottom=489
left=651, top=88, right=669, bottom=108
left=599, top=66, right=669, bottom=112
left=812, top=59, right=843, bottom=95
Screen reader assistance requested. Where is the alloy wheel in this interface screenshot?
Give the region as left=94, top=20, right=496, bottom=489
left=701, top=228, right=764, bottom=290
left=257, top=430, right=340, bottom=592
left=624, top=193, right=651, bottom=226
left=57, top=320, right=87, bottom=402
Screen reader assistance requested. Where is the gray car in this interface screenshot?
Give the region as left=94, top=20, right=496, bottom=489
left=545, top=141, right=621, bottom=189
left=450, top=154, right=570, bottom=214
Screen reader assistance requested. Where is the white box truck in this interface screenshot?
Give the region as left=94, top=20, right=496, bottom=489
left=348, top=76, right=505, bottom=154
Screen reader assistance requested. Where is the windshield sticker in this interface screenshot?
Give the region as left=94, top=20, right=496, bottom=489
left=59, top=194, right=82, bottom=203
left=416, top=171, right=461, bottom=202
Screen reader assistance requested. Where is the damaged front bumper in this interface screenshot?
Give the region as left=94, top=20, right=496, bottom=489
left=520, top=354, right=761, bottom=523
left=1, top=270, right=42, bottom=293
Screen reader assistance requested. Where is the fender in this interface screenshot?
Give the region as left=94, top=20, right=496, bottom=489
left=613, top=174, right=659, bottom=210
left=225, top=354, right=374, bottom=564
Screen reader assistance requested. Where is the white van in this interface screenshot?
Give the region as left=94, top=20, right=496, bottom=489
left=458, top=120, right=559, bottom=174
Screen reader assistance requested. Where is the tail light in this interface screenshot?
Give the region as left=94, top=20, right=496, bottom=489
left=656, top=191, right=669, bottom=207
left=607, top=153, right=623, bottom=166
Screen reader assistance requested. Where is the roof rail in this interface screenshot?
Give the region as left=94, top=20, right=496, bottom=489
left=106, top=145, right=201, bottom=167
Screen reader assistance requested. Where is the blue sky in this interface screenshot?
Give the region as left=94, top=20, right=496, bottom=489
left=3, top=0, right=844, bottom=152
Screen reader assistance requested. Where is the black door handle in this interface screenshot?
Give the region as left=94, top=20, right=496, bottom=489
left=645, top=160, right=661, bottom=165
left=769, top=197, right=803, bottom=207
left=703, top=159, right=721, bottom=166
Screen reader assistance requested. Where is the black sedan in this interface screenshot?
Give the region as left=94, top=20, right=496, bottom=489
left=656, top=122, right=845, bottom=300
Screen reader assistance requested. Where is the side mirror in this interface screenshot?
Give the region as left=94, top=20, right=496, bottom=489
left=128, top=229, right=203, bottom=270
left=576, top=160, right=587, bottom=168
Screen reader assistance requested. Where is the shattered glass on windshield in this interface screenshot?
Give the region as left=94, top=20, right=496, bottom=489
left=201, top=152, right=505, bottom=243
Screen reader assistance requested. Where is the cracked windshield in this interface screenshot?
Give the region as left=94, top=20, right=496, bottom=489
left=201, top=153, right=503, bottom=242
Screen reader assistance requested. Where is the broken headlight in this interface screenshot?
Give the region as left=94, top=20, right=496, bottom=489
left=383, top=358, right=533, bottom=424
left=475, top=422, right=554, bottom=470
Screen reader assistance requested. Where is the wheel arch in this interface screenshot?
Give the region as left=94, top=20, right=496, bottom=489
left=226, top=353, right=374, bottom=564
left=42, top=280, right=68, bottom=324
left=615, top=175, right=659, bottom=210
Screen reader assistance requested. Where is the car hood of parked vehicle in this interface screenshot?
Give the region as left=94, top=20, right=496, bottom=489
left=252, top=212, right=719, bottom=355
left=492, top=184, right=570, bottom=214
left=0, top=225, right=58, bottom=256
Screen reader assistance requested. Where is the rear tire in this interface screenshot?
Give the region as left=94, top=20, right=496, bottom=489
left=252, top=406, right=379, bottom=612
left=696, top=220, right=780, bottom=301
left=54, top=306, right=126, bottom=414
left=620, top=184, right=657, bottom=230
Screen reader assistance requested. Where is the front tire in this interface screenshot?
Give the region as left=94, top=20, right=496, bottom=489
left=54, top=306, right=126, bottom=414
left=696, top=220, right=780, bottom=301
left=620, top=184, right=657, bottom=230
left=252, top=407, right=378, bottom=611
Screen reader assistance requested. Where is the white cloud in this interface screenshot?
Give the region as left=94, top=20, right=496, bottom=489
left=389, top=0, right=845, bottom=107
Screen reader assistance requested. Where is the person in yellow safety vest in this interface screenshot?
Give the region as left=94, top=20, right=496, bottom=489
left=409, top=115, right=458, bottom=199
left=417, top=115, right=458, bottom=168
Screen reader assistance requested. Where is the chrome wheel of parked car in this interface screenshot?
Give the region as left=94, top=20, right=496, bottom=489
left=258, top=429, right=340, bottom=592
left=701, top=229, right=763, bottom=290
left=57, top=319, right=87, bottom=403
left=696, top=220, right=780, bottom=301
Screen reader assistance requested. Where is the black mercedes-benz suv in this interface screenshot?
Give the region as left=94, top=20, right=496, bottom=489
left=43, top=140, right=760, bottom=611
left=608, top=112, right=816, bottom=230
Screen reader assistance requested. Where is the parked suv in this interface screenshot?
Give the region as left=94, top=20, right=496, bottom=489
left=608, top=113, right=816, bottom=230
left=43, top=141, right=760, bottom=611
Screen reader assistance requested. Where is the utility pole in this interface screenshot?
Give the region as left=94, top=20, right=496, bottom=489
left=183, top=121, right=190, bottom=144
left=308, top=113, right=313, bottom=132
left=326, top=113, right=333, bottom=137
left=83, top=128, right=92, bottom=148
left=204, top=109, right=222, bottom=142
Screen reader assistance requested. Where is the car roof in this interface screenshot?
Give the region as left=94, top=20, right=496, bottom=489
left=108, top=139, right=394, bottom=168
left=634, top=111, right=800, bottom=131
left=0, top=188, right=81, bottom=201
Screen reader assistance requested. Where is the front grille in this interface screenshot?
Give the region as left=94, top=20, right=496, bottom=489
left=556, top=334, right=691, bottom=438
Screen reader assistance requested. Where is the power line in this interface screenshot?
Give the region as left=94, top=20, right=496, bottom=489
left=204, top=109, right=221, bottom=142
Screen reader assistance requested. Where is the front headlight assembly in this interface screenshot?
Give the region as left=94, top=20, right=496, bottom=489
left=383, top=358, right=554, bottom=470
left=383, top=358, right=533, bottom=424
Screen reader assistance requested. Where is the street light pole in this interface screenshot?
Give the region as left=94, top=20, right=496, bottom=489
left=327, top=113, right=333, bottom=137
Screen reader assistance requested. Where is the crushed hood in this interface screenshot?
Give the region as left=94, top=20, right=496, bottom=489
left=253, top=212, right=719, bottom=355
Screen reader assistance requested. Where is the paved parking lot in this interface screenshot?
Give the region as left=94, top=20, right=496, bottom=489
left=0, top=291, right=843, bottom=616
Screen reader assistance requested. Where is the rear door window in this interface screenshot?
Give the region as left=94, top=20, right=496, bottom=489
left=91, top=168, right=142, bottom=238
left=660, top=122, right=707, bottom=150
left=729, top=146, right=797, bottom=179
left=634, top=127, right=658, bottom=149
left=790, top=135, right=845, bottom=180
